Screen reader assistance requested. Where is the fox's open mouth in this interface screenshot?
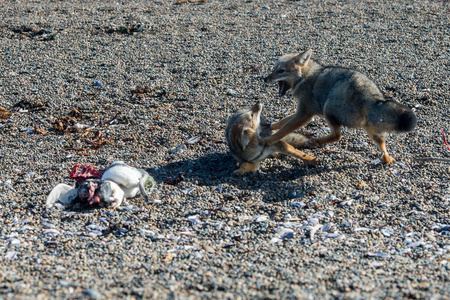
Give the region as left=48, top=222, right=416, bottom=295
left=278, top=81, right=290, bottom=97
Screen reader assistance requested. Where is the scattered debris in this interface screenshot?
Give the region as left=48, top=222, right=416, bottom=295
left=0, top=107, right=11, bottom=119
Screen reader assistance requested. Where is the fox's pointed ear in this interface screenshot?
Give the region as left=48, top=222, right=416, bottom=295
left=294, top=49, right=312, bottom=67
left=241, top=128, right=255, bottom=151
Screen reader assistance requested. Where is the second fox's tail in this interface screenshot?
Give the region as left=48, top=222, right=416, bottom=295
left=367, top=100, right=417, bottom=133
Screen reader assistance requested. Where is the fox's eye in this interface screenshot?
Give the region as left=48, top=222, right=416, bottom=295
left=278, top=69, right=285, bottom=74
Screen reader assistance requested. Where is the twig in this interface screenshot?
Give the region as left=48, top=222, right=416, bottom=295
left=414, top=157, right=450, bottom=163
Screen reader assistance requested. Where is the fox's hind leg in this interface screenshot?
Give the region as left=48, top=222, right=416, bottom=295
left=365, top=127, right=394, bottom=164
left=306, top=120, right=342, bottom=148
left=233, top=161, right=261, bottom=175
left=277, top=141, right=319, bottom=165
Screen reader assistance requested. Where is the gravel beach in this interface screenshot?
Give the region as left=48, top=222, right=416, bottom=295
left=1, top=0, right=449, bottom=298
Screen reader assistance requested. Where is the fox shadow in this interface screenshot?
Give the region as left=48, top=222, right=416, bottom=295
left=150, top=152, right=356, bottom=202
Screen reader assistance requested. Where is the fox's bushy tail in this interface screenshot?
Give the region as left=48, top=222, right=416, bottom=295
left=368, top=100, right=417, bottom=133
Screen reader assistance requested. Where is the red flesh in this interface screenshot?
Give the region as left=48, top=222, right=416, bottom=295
left=69, top=163, right=104, bottom=185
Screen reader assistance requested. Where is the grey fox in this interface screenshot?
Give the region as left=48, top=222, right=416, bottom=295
left=262, top=49, right=417, bottom=163
left=226, top=102, right=318, bottom=175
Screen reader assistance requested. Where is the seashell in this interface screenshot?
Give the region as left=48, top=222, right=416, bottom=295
left=380, top=227, right=395, bottom=237
left=8, top=238, right=21, bottom=246
left=43, top=229, right=60, bottom=236
left=325, top=211, right=335, bottom=217
left=311, top=213, right=326, bottom=219
left=186, top=136, right=201, bottom=145
left=4, top=251, right=17, bottom=260
left=354, top=227, right=372, bottom=232
left=281, top=222, right=304, bottom=229
left=169, top=144, right=186, bottom=154
left=367, top=252, right=390, bottom=258
left=19, top=225, right=33, bottom=232
left=323, top=233, right=340, bottom=239
left=396, top=162, right=409, bottom=169
left=87, top=230, right=103, bottom=236
left=338, top=200, right=353, bottom=207
left=270, top=237, right=283, bottom=243
left=122, top=205, right=136, bottom=211
left=181, top=187, right=195, bottom=195
left=391, top=169, right=401, bottom=177
left=194, top=252, right=203, bottom=259
left=222, top=243, right=236, bottom=248
left=275, top=227, right=295, bottom=239
left=238, top=215, right=252, bottom=223
left=139, top=229, right=156, bottom=236
left=307, top=218, right=319, bottom=225
left=408, top=241, right=424, bottom=248
left=86, top=224, right=105, bottom=231
left=103, top=211, right=116, bottom=217
left=118, top=228, right=129, bottom=233
left=254, top=215, right=268, bottom=222
left=152, top=199, right=162, bottom=204
left=179, top=231, right=196, bottom=236
left=370, top=159, right=382, bottom=165
left=284, top=213, right=292, bottom=219
left=321, top=223, right=334, bottom=232
left=65, top=212, right=78, bottom=217
left=98, top=218, right=109, bottom=225
left=399, top=248, right=411, bottom=254
left=201, top=210, right=211, bottom=216
left=438, top=225, right=450, bottom=232
left=6, top=184, right=16, bottom=192
left=187, top=215, right=204, bottom=225
left=369, top=261, right=384, bottom=268
left=168, top=247, right=183, bottom=253
left=309, top=224, right=322, bottom=240
left=42, top=222, right=56, bottom=229
left=290, top=201, right=306, bottom=208
left=64, top=231, right=79, bottom=236
left=328, top=195, right=340, bottom=201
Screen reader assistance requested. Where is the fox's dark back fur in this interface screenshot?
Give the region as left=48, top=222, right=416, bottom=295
left=300, top=61, right=417, bottom=133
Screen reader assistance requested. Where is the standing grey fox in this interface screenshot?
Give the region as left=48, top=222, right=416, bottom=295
left=262, top=49, right=417, bottom=163
left=226, top=102, right=318, bottom=175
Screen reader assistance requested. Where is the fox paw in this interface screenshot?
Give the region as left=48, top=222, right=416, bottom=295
left=381, top=154, right=395, bottom=164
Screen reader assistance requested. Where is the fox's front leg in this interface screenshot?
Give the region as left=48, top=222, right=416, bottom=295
left=262, top=113, right=313, bottom=146
left=271, top=114, right=294, bottom=130
left=306, top=122, right=342, bottom=148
